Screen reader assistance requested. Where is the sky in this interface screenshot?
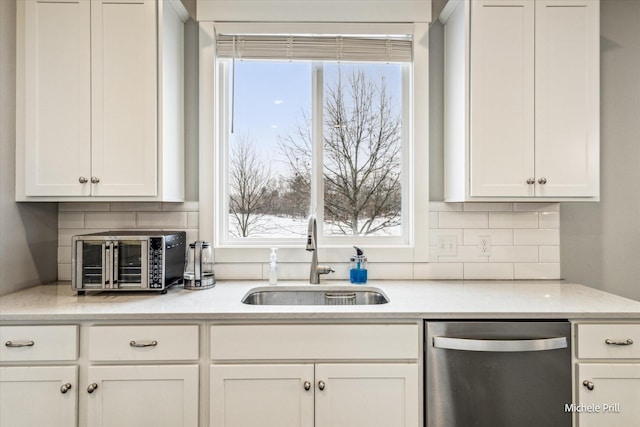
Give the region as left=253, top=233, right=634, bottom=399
left=229, top=60, right=403, bottom=177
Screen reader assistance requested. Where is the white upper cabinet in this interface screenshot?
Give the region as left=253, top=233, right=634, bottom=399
left=442, top=0, right=599, bottom=201
left=17, top=0, right=187, bottom=201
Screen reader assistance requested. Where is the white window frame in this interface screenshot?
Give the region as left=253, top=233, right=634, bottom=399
left=199, top=22, right=430, bottom=268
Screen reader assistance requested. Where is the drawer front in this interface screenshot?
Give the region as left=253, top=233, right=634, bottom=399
left=88, top=325, right=199, bottom=361
left=211, top=323, right=420, bottom=361
left=577, top=324, right=640, bottom=359
left=0, top=325, right=78, bottom=361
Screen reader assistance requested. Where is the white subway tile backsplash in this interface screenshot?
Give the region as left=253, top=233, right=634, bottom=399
left=539, top=246, right=560, bottom=263
left=58, top=212, right=84, bottom=229
left=489, top=246, right=538, bottom=263
left=514, top=263, right=560, bottom=279
left=429, top=212, right=439, bottom=228
left=514, top=229, right=560, bottom=245
left=513, top=202, right=560, bottom=212
left=110, top=202, right=162, bottom=212
left=187, top=212, right=199, bottom=229
left=464, top=263, right=514, bottom=280
left=539, top=211, right=560, bottom=229
left=489, top=212, right=538, bottom=229
left=56, top=201, right=561, bottom=282
left=414, top=262, right=464, bottom=280
left=162, top=201, right=200, bottom=211
left=438, top=246, right=489, bottom=263
left=463, top=229, right=513, bottom=245
left=439, top=211, right=488, bottom=229
left=85, top=212, right=136, bottom=229
left=58, top=264, right=72, bottom=281
left=429, top=229, right=464, bottom=246
left=59, top=202, right=110, bottom=212
left=429, top=202, right=463, bottom=212
left=137, top=212, right=188, bottom=229
left=463, top=202, right=513, bottom=212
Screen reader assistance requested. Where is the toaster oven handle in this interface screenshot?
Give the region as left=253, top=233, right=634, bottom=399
left=104, top=242, right=112, bottom=289
left=112, top=243, right=119, bottom=287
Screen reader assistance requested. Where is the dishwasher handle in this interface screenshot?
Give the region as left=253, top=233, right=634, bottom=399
left=433, top=336, right=567, bottom=352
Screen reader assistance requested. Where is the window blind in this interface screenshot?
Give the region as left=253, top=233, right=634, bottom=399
left=216, top=34, right=413, bottom=62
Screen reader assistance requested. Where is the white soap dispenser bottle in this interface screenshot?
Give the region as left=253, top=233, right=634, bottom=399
left=269, top=248, right=278, bottom=285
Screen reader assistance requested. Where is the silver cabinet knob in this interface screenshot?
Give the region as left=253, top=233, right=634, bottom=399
left=91, top=176, right=100, bottom=184
left=526, top=178, right=535, bottom=185
left=318, top=380, right=325, bottom=391
left=583, top=380, right=595, bottom=391
left=304, top=381, right=311, bottom=391
left=60, top=383, right=72, bottom=394
left=87, top=383, right=98, bottom=393
left=538, top=177, right=547, bottom=185
left=79, top=176, right=88, bottom=184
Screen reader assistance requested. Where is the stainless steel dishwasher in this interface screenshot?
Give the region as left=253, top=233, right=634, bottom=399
left=425, top=321, right=571, bottom=427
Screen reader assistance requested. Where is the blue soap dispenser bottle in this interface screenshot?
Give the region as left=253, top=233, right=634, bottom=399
left=349, top=246, right=367, bottom=284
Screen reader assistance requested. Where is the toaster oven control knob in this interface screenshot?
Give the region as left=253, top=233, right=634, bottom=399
left=91, top=176, right=100, bottom=184
left=78, top=176, right=88, bottom=184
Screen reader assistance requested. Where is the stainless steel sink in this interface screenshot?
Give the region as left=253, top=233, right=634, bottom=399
left=241, top=286, right=389, bottom=305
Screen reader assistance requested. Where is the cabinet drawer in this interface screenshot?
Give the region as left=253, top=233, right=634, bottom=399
left=88, top=325, right=199, bottom=361
left=577, top=324, right=640, bottom=359
left=211, top=323, right=419, bottom=361
left=0, top=325, right=78, bottom=361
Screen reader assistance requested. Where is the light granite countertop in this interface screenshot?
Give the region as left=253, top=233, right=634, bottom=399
left=1, top=280, right=640, bottom=322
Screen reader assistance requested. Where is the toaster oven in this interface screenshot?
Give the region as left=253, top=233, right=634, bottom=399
left=72, top=231, right=186, bottom=294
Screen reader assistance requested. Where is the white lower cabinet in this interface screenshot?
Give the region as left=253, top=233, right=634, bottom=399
left=87, top=365, right=199, bottom=427
left=210, top=363, right=418, bottom=427
left=576, top=363, right=640, bottom=427
left=574, top=323, right=640, bottom=427
left=85, top=324, right=200, bottom=427
left=0, top=366, right=78, bottom=427
left=0, top=325, right=79, bottom=427
left=210, top=364, right=315, bottom=427
left=209, top=323, right=421, bottom=427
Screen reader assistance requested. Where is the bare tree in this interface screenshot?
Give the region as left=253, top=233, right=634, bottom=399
left=278, top=68, right=402, bottom=235
left=277, top=112, right=312, bottom=218
left=322, top=69, right=402, bottom=235
left=229, top=133, right=275, bottom=237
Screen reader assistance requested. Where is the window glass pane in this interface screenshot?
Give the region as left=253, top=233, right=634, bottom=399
left=227, top=61, right=312, bottom=239
left=322, top=63, right=403, bottom=236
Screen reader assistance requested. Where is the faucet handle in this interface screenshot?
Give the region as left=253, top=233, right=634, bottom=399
left=317, top=265, right=334, bottom=275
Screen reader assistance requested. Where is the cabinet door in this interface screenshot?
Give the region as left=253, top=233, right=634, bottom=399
left=87, top=365, right=198, bottom=427
left=210, top=364, right=314, bottom=427
left=535, top=0, right=599, bottom=198
left=90, top=0, right=157, bottom=196
left=23, top=0, right=91, bottom=196
left=577, top=363, right=640, bottom=427
left=469, top=0, right=535, bottom=197
left=0, top=366, right=78, bottom=427
left=315, top=363, right=419, bottom=427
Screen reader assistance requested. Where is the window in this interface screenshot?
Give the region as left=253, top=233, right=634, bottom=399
left=215, top=33, right=412, bottom=246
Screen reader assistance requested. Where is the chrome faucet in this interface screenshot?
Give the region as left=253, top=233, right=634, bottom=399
left=306, top=216, right=334, bottom=284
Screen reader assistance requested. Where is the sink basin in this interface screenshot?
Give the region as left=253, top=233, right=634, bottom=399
left=241, top=286, right=389, bottom=305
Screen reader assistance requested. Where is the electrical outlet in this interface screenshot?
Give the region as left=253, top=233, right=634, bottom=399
left=437, top=236, right=457, bottom=256
left=478, top=235, right=491, bottom=257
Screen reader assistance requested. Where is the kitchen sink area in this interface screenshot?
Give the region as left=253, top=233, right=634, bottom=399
left=240, top=285, right=390, bottom=305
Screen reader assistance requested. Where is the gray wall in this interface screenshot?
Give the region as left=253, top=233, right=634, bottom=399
left=0, top=0, right=58, bottom=296
left=560, top=0, right=640, bottom=301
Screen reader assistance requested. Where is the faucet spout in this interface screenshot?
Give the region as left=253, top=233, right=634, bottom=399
left=306, top=216, right=334, bottom=284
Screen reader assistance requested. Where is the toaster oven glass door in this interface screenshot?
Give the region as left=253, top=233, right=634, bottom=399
left=79, top=242, right=106, bottom=290
left=116, top=240, right=148, bottom=289
left=76, top=240, right=149, bottom=290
